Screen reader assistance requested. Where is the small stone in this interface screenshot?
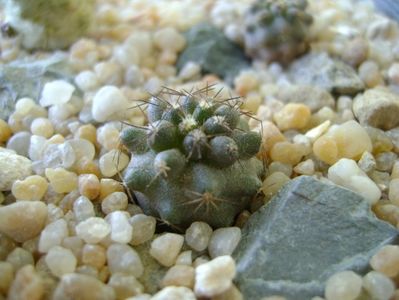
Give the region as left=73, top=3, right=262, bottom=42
left=389, top=179, right=399, bottom=205
left=270, top=142, right=306, bottom=166
left=52, top=273, right=115, bottom=300
left=358, top=151, right=376, bottom=174
left=7, top=265, right=44, bottom=300
left=45, top=167, right=78, bottom=194
left=0, top=261, right=14, bottom=295
left=94, top=61, right=123, bottom=86
left=150, top=233, right=184, bottom=267
left=388, top=63, right=399, bottom=86
left=175, top=250, right=192, bottom=266
left=99, top=149, right=129, bottom=177
left=152, top=286, right=196, bottom=300
left=6, top=131, right=31, bottom=157
left=370, top=245, right=399, bottom=277
left=75, top=124, right=97, bottom=145
left=324, top=271, right=362, bottom=300
left=0, top=149, right=32, bottom=191
left=74, top=70, right=99, bottom=92
left=294, top=159, right=315, bottom=175
left=78, top=174, right=100, bottom=200
left=208, top=227, right=241, bottom=258
left=212, top=284, right=244, bottom=300
left=328, top=158, right=381, bottom=205
left=161, top=265, right=195, bottom=288
left=233, top=176, right=398, bottom=300
left=99, top=178, right=124, bottom=200
left=66, top=139, right=96, bottom=162
left=273, top=104, right=311, bottom=131
left=107, top=211, right=133, bottom=244
left=97, top=123, right=120, bottom=151
left=108, top=273, right=144, bottom=299
left=261, top=172, right=291, bottom=198
left=185, top=221, right=213, bottom=252
left=194, top=255, right=236, bottom=297
left=154, top=27, right=186, bottom=52
left=0, top=119, right=12, bottom=143
left=365, top=126, right=394, bottom=154
left=178, top=61, right=201, bottom=81
left=376, top=152, right=397, bottom=172
left=341, top=38, right=369, bottom=67
left=6, top=247, right=34, bottom=271
left=107, top=243, right=143, bottom=277
left=73, top=196, right=95, bottom=223
left=75, top=217, right=110, bottom=244
left=82, top=244, right=106, bottom=269
left=129, top=214, right=156, bottom=246
left=30, top=118, right=54, bottom=138
left=363, top=271, right=395, bottom=300
left=258, top=121, right=286, bottom=159
left=12, top=175, right=48, bottom=201
left=40, top=80, right=75, bottom=107
left=38, top=218, right=69, bottom=253
left=45, top=246, right=77, bottom=278
left=0, top=201, right=47, bottom=243
left=358, top=60, right=384, bottom=88
left=92, top=86, right=129, bottom=122
left=102, top=192, right=128, bottom=215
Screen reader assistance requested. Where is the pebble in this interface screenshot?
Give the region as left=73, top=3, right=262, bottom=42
left=107, top=243, right=143, bottom=277
left=234, top=70, right=259, bottom=96
left=150, top=233, right=184, bottom=267
left=30, top=118, right=54, bottom=138
left=75, top=217, right=111, bottom=244
left=52, top=273, right=115, bottom=300
left=353, top=88, right=399, bottom=130
left=153, top=27, right=186, bottom=52
left=82, top=244, right=106, bottom=269
left=99, top=149, right=129, bottom=177
left=0, top=201, right=47, bottom=243
left=175, top=250, right=192, bottom=266
left=341, top=37, right=369, bottom=67
left=99, top=178, right=124, bottom=200
left=78, top=174, right=100, bottom=200
left=66, top=138, right=96, bottom=162
left=212, top=284, right=244, bottom=300
left=328, top=158, right=381, bottom=205
left=294, top=159, right=315, bottom=175
left=185, top=221, right=213, bottom=252
left=74, top=70, right=99, bottom=92
left=194, top=255, right=236, bottom=298
left=270, top=141, right=306, bottom=166
left=0, top=262, right=13, bottom=294
left=129, top=214, right=156, bottom=246
left=39, top=80, right=76, bottom=107
left=94, top=61, right=123, bottom=86
left=363, top=271, right=395, bottom=300
left=365, top=126, right=394, bottom=154
left=6, top=247, right=34, bottom=271
left=7, top=265, right=44, bottom=300
left=7, top=131, right=31, bottom=157
left=258, top=121, right=286, bottom=159
left=92, top=85, right=129, bottom=122
left=0, top=149, right=32, bottom=191
left=358, top=60, right=384, bottom=88
left=73, top=196, right=95, bottom=223
left=376, top=152, right=397, bottom=172
left=261, top=172, right=291, bottom=198
left=178, top=61, right=201, bottom=81
left=45, top=246, right=77, bottom=278
left=268, top=162, right=293, bottom=177
left=151, top=286, right=196, bottom=300
left=208, top=227, right=241, bottom=258
left=161, top=265, right=195, bottom=288
left=102, top=192, right=128, bottom=214
left=75, top=124, right=97, bottom=145
left=313, top=120, right=372, bottom=165
left=324, top=271, right=362, bottom=300
left=108, top=273, right=144, bottom=299
left=370, top=245, right=399, bottom=277
left=388, top=63, right=399, bottom=85
left=107, top=211, right=133, bottom=244
left=11, top=175, right=48, bottom=201
left=38, top=219, right=68, bottom=253
left=45, top=167, right=78, bottom=194
left=97, top=123, right=120, bottom=151
left=0, top=119, right=12, bottom=143
left=358, top=151, right=376, bottom=174
left=273, top=103, right=311, bottom=131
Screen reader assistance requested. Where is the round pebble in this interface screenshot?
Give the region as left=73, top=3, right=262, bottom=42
left=99, top=149, right=129, bottom=177
left=150, top=233, right=184, bottom=267
left=370, top=245, right=399, bottom=277
left=45, top=167, right=78, bottom=194
left=11, top=175, right=48, bottom=201
left=324, top=271, right=362, bottom=300
left=40, top=80, right=76, bottom=107
left=185, top=221, right=213, bottom=252
left=45, top=246, right=77, bottom=278
left=75, top=217, right=111, bottom=244
left=107, top=243, right=143, bottom=277
left=363, top=271, right=395, bottom=300
left=273, top=103, right=311, bottom=131
left=208, top=227, right=241, bottom=258
left=101, top=192, right=128, bottom=214
left=92, top=85, right=129, bottom=122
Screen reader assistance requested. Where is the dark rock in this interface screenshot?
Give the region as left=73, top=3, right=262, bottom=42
left=289, top=52, right=364, bottom=95
left=176, top=23, right=250, bottom=84
left=0, top=53, right=73, bottom=120
left=233, top=176, right=398, bottom=300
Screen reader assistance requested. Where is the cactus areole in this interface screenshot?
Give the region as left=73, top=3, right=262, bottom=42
left=121, top=87, right=264, bottom=229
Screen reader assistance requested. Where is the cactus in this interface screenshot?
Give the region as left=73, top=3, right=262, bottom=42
left=243, top=0, right=313, bottom=65
left=2, top=0, right=95, bottom=50
left=121, top=87, right=264, bottom=229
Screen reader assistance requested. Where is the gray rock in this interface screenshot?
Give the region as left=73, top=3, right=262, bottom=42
left=373, top=0, right=399, bottom=23
left=277, top=85, right=335, bottom=112
left=289, top=52, right=364, bottom=95
left=353, top=88, right=399, bottom=130
left=233, top=176, right=398, bottom=300
left=176, top=23, right=250, bottom=84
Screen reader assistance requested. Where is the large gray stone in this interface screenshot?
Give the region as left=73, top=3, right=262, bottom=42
left=233, top=176, right=398, bottom=300
left=289, top=52, right=364, bottom=95
left=373, top=0, right=399, bottom=23
left=176, top=23, right=250, bottom=84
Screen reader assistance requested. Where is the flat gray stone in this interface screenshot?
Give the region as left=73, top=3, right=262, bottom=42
left=233, top=176, right=398, bottom=300
left=289, top=52, right=364, bottom=95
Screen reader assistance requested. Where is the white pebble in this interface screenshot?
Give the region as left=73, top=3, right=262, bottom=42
left=0, top=150, right=32, bottom=191
left=74, top=70, right=99, bottom=92
left=325, top=271, right=362, bottom=300
left=38, top=219, right=69, bottom=253
left=99, top=149, right=129, bottom=177
left=73, top=196, right=95, bottom=223
left=328, top=158, right=381, bottom=205
left=102, top=192, right=128, bottom=215
left=150, top=233, right=184, bottom=267
left=106, top=211, right=133, bottom=244
left=294, top=159, right=315, bottom=175
left=185, top=221, right=213, bottom=252
left=75, top=217, right=110, bottom=244
left=363, top=271, right=395, bottom=300
left=107, top=243, right=143, bottom=277
left=153, top=27, right=186, bottom=52
left=129, top=214, right=156, bottom=245
left=178, top=62, right=201, bottom=80
left=208, top=227, right=241, bottom=258
left=92, top=86, right=129, bottom=122
left=40, top=80, right=75, bottom=107
left=175, top=250, right=192, bottom=266
left=152, top=286, right=196, bottom=300
left=45, top=246, right=77, bottom=278
left=194, top=255, right=236, bottom=297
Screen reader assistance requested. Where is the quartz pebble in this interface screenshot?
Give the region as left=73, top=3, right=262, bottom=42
left=6, top=131, right=31, bottom=157
left=40, top=80, right=76, bottom=107
left=102, top=192, right=128, bottom=214
left=99, top=178, right=124, bottom=200
left=370, top=245, right=399, bottom=277
left=45, top=246, right=77, bottom=278
left=129, top=214, right=156, bottom=246
left=0, top=149, right=32, bottom=191
left=153, top=27, right=186, bottom=52
left=107, top=243, right=143, bottom=277
left=75, top=217, right=110, bottom=244
left=38, top=219, right=68, bottom=253
left=30, top=118, right=54, bottom=138
left=194, top=255, right=236, bottom=297
left=324, top=271, right=362, bottom=300
left=0, top=119, right=12, bottom=143
left=328, top=158, right=381, bottom=205
left=11, top=175, right=48, bottom=201
left=99, top=149, right=129, bottom=177
left=78, top=174, right=100, bottom=200
left=45, top=167, right=78, bottom=194
left=270, top=141, right=306, bottom=165
left=0, top=201, right=47, bottom=243
left=294, top=159, right=315, bottom=175
left=73, top=196, right=95, bottom=223
left=7, top=265, right=44, bottom=300
left=161, top=265, right=195, bottom=288
left=92, top=86, right=129, bottom=122
left=273, top=103, right=311, bottom=131
left=261, top=172, right=291, bottom=198
left=185, top=221, right=213, bottom=252
left=74, top=70, right=99, bottom=92
left=175, top=250, right=192, bottom=266
left=208, top=227, right=241, bottom=258
left=152, top=286, right=196, bottom=300
left=82, top=244, right=106, bottom=269
left=107, top=211, right=133, bottom=244
left=108, top=273, right=144, bottom=299
left=6, top=247, right=34, bottom=271
left=0, top=261, right=14, bottom=294
left=150, top=233, right=184, bottom=267
left=388, top=63, right=399, bottom=85
left=363, top=271, right=395, bottom=300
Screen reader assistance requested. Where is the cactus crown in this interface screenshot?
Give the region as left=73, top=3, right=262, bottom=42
left=244, top=0, right=313, bottom=65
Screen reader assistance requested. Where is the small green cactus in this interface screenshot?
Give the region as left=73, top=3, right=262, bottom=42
left=121, top=87, right=264, bottom=228
left=243, top=0, right=313, bottom=65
